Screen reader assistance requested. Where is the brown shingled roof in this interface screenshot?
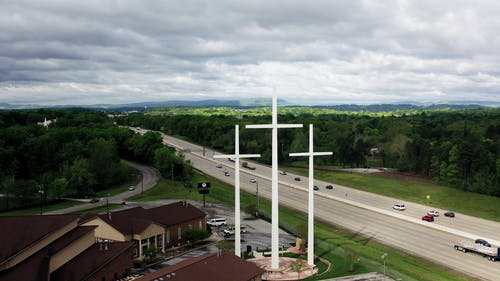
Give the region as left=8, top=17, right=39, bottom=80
left=0, top=225, right=96, bottom=281
left=92, top=202, right=206, bottom=236
left=135, top=251, right=265, bottom=281
left=51, top=241, right=132, bottom=281
left=146, top=201, right=206, bottom=226
left=0, top=214, right=79, bottom=265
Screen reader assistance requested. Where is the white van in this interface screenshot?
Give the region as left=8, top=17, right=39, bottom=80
left=207, top=218, right=227, bottom=227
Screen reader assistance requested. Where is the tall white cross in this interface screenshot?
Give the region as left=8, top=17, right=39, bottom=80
left=214, top=125, right=260, bottom=257
left=246, top=94, right=302, bottom=269
left=289, top=124, right=332, bottom=266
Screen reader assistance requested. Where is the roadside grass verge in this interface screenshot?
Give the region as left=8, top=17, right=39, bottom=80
left=0, top=200, right=84, bottom=216
left=286, top=166, right=500, bottom=222
left=130, top=172, right=475, bottom=281
left=71, top=203, right=122, bottom=215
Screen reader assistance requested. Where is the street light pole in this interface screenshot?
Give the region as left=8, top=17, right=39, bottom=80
left=381, top=253, right=388, bottom=280
left=38, top=186, right=44, bottom=216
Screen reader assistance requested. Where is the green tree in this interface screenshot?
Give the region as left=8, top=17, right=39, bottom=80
left=48, top=178, right=68, bottom=200
left=447, top=145, right=461, bottom=188
left=143, top=245, right=159, bottom=262
left=68, top=158, right=95, bottom=195
left=153, top=147, right=176, bottom=178
left=88, top=138, right=121, bottom=189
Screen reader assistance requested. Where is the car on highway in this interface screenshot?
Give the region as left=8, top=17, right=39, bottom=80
left=313, top=185, right=319, bottom=191
left=224, top=171, right=230, bottom=176
left=128, top=186, right=135, bottom=191
left=444, top=211, right=455, bottom=218
left=216, top=163, right=223, bottom=168
left=427, top=210, right=439, bottom=217
left=392, top=203, right=406, bottom=211
left=294, top=177, right=301, bottom=181
left=90, top=198, right=99, bottom=203
left=422, top=214, right=434, bottom=222
left=325, top=185, right=333, bottom=189
left=279, top=170, right=287, bottom=175
left=475, top=239, right=491, bottom=247
left=250, top=178, right=257, bottom=183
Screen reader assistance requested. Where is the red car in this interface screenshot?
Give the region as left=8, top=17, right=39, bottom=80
left=422, top=214, right=434, bottom=222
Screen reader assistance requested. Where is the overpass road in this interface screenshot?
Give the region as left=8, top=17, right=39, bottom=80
left=131, top=127, right=500, bottom=280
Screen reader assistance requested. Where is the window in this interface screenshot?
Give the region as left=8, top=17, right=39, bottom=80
left=178, top=226, right=182, bottom=240
left=157, top=234, right=163, bottom=249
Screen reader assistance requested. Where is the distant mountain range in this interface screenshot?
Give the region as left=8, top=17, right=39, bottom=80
left=0, top=99, right=498, bottom=112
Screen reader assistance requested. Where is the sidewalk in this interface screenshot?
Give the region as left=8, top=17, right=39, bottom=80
left=321, top=272, right=395, bottom=281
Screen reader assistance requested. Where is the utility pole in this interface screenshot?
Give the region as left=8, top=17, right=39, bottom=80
left=171, top=163, right=174, bottom=187
left=106, top=193, right=110, bottom=220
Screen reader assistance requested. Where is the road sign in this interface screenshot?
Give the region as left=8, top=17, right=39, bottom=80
left=197, top=182, right=211, bottom=189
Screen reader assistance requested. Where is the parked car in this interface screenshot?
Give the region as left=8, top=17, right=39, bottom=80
left=250, top=178, right=257, bottom=183
left=475, top=239, right=491, bottom=247
left=216, top=163, right=223, bottom=168
left=313, top=185, right=319, bottom=191
left=427, top=210, right=439, bottom=217
left=279, top=170, right=287, bottom=175
left=392, top=202, right=406, bottom=211
left=128, top=186, right=135, bottom=191
left=444, top=211, right=455, bottom=218
left=294, top=177, right=301, bottom=181
left=90, top=198, right=99, bottom=203
left=422, top=214, right=434, bottom=222
left=325, top=185, right=333, bottom=189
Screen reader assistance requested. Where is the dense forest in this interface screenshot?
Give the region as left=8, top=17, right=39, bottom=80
left=120, top=107, right=500, bottom=196
left=0, top=109, right=191, bottom=210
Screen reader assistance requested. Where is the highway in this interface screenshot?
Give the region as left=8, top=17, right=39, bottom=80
left=131, top=127, right=500, bottom=280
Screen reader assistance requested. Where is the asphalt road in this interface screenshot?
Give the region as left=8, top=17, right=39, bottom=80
left=46, top=160, right=160, bottom=214
left=130, top=127, right=500, bottom=281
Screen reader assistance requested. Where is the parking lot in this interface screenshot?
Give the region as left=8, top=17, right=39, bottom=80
left=143, top=199, right=296, bottom=252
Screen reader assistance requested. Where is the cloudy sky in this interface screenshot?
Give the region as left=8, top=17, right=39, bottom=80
left=1, top=0, right=500, bottom=105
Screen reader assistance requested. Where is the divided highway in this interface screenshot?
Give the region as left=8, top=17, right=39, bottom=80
left=131, top=127, right=500, bottom=280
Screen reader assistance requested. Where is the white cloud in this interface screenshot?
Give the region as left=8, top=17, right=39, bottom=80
left=0, top=0, right=499, bottom=105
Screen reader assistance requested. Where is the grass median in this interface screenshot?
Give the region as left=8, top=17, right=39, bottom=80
left=130, top=172, right=475, bottom=281
left=285, top=166, right=500, bottom=222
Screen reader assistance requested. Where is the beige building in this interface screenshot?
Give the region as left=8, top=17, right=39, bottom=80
left=82, top=201, right=207, bottom=259
left=0, top=214, right=132, bottom=281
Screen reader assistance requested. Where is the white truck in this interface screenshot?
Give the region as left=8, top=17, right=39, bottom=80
left=454, top=241, right=500, bottom=261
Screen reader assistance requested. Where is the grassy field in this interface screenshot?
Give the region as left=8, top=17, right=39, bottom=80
left=286, top=166, right=500, bottom=221
left=130, top=173, right=475, bottom=281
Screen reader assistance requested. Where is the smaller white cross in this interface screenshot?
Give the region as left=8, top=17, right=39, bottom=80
left=214, top=125, right=260, bottom=257
left=289, top=124, right=332, bottom=266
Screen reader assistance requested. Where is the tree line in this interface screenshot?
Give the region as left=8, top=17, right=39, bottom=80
left=0, top=109, right=191, bottom=210
left=119, top=108, right=500, bottom=196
